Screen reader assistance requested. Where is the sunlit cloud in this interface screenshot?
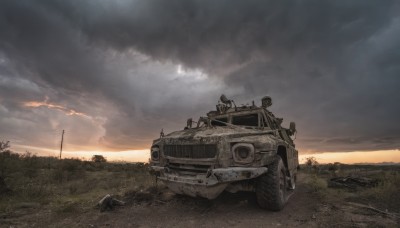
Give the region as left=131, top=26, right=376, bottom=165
left=176, top=64, right=208, bottom=80
left=23, top=99, right=91, bottom=118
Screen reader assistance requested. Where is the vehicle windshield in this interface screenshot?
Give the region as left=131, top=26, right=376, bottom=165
left=232, top=114, right=258, bottom=127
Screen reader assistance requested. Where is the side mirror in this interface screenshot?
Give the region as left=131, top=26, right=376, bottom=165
left=289, top=122, right=296, bottom=136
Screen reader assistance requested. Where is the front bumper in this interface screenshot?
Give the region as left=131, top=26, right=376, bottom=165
left=151, top=166, right=268, bottom=199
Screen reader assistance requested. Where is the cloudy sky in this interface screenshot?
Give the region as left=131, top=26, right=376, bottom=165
left=0, top=0, right=399, bottom=162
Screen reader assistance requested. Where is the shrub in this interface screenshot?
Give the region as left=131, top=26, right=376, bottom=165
left=304, top=156, right=319, bottom=172
left=307, top=174, right=327, bottom=193
left=52, top=159, right=86, bottom=183
left=91, top=155, right=107, bottom=163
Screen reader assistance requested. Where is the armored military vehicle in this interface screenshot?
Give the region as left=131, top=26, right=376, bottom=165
left=150, top=95, right=299, bottom=211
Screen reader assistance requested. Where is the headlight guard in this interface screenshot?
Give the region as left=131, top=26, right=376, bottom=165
left=151, top=146, right=160, bottom=161
left=232, top=143, right=254, bottom=164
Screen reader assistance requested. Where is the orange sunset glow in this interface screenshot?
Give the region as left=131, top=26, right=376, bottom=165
left=299, top=149, right=400, bottom=164
left=12, top=142, right=400, bottom=164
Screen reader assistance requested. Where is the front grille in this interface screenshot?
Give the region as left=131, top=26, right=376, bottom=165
left=164, top=144, right=217, bottom=159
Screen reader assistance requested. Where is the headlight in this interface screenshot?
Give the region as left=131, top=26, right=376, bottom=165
left=232, top=143, right=254, bottom=163
left=238, top=147, right=250, bottom=159
left=151, top=146, right=160, bottom=161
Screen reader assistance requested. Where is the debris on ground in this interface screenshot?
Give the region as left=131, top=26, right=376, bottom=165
left=98, top=194, right=126, bottom=212
left=348, top=202, right=400, bottom=219
left=328, top=176, right=378, bottom=189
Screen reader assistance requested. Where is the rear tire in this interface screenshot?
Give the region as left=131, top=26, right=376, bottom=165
left=256, top=156, right=287, bottom=211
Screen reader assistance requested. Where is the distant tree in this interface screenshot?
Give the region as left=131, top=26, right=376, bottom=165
left=0, top=141, right=10, bottom=153
left=305, top=156, right=319, bottom=172
left=328, top=162, right=341, bottom=176
left=305, top=156, right=318, bottom=166
left=91, top=155, right=107, bottom=163
left=0, top=141, right=13, bottom=194
left=0, top=141, right=13, bottom=177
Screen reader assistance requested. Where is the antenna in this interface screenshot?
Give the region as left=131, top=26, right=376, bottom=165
left=59, top=130, right=64, bottom=159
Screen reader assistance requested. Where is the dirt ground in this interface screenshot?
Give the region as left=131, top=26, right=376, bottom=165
left=1, top=173, right=399, bottom=228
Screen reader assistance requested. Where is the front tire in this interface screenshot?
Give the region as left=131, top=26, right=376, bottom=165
left=256, top=156, right=287, bottom=211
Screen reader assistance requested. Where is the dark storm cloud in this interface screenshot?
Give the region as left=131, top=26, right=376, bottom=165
left=0, top=0, right=225, bottom=150
left=46, top=1, right=398, bottom=73
left=0, top=0, right=399, bottom=153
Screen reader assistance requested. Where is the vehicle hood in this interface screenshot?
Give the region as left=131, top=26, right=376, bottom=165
left=162, top=126, right=274, bottom=141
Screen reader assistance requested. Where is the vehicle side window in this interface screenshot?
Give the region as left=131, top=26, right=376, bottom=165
left=211, top=117, right=228, bottom=126
left=232, top=114, right=258, bottom=126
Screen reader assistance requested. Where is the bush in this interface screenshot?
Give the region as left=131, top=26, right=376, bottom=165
left=307, top=174, right=327, bottom=193
left=304, top=156, right=319, bottom=172
left=91, top=155, right=107, bottom=163
left=52, top=159, right=86, bottom=183
left=18, top=180, right=51, bottom=200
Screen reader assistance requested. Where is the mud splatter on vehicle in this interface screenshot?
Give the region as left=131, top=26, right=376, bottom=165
left=150, top=95, right=299, bottom=211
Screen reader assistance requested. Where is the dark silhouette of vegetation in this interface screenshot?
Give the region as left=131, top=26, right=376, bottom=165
left=0, top=141, right=13, bottom=194
left=0, top=140, right=10, bottom=152
left=92, top=155, right=107, bottom=163
left=305, top=156, right=319, bottom=171
left=327, top=162, right=341, bottom=176
left=0, top=141, right=150, bottom=199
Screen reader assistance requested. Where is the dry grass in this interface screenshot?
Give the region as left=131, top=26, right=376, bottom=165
left=359, top=171, right=400, bottom=213
left=301, top=163, right=400, bottom=213
left=2, top=152, right=399, bottom=226
left=306, top=174, right=328, bottom=193
left=0, top=152, right=155, bottom=225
